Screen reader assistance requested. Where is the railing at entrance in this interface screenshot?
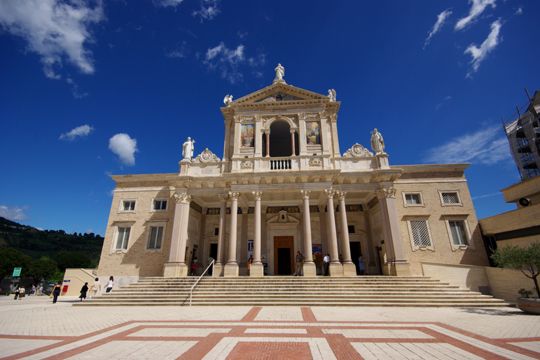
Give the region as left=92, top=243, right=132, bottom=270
left=189, top=259, right=214, bottom=306
left=270, top=158, right=292, bottom=170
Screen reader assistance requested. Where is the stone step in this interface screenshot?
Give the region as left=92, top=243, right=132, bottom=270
left=76, top=301, right=508, bottom=307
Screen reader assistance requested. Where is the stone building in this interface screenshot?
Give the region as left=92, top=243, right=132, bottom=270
left=97, top=65, right=489, bottom=285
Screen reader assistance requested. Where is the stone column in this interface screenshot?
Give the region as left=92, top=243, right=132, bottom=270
left=251, top=191, right=264, bottom=277
left=163, top=192, right=191, bottom=277
left=214, top=193, right=227, bottom=277
left=265, top=131, right=270, bottom=157
left=325, top=189, right=343, bottom=276
left=290, top=129, right=296, bottom=156
left=377, top=186, right=410, bottom=275
left=337, top=191, right=356, bottom=276
left=224, top=191, right=240, bottom=276
left=301, top=190, right=316, bottom=276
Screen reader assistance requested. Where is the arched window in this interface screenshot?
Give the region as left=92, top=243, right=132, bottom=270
left=263, top=121, right=298, bottom=157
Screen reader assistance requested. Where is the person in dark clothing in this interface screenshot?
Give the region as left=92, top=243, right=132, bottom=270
left=52, top=282, right=61, bottom=304
left=79, top=282, right=89, bottom=301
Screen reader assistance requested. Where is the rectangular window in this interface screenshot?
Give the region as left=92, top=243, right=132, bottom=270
left=122, top=200, right=136, bottom=211
left=348, top=225, right=356, bottom=234
left=115, top=227, right=131, bottom=250
left=449, top=220, right=468, bottom=246
left=404, top=193, right=422, bottom=206
left=409, top=220, right=432, bottom=248
left=441, top=192, right=460, bottom=205
left=214, top=227, right=219, bottom=236
left=153, top=200, right=167, bottom=211
left=147, top=226, right=164, bottom=249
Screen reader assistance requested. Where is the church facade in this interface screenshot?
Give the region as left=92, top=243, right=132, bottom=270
left=97, top=65, right=489, bottom=284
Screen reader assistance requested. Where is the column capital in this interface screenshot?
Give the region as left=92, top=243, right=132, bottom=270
left=252, top=191, right=263, bottom=200
left=300, top=189, right=311, bottom=199
left=376, top=187, right=396, bottom=199
left=336, top=191, right=347, bottom=201
left=229, top=191, right=240, bottom=200
left=324, top=188, right=336, bottom=199
left=290, top=128, right=297, bottom=134
left=173, top=192, right=191, bottom=204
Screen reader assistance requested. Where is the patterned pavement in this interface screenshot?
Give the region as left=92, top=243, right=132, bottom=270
left=0, top=297, right=539, bottom=359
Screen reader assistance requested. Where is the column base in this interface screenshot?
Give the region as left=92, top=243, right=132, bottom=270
left=329, top=262, right=343, bottom=277
left=302, top=262, right=317, bottom=277
left=250, top=263, right=264, bottom=277
left=163, top=262, right=188, bottom=278
left=213, top=263, right=223, bottom=277
left=342, top=262, right=357, bottom=277
left=224, top=262, right=239, bottom=277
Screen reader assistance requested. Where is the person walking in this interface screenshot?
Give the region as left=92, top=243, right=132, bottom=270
left=18, top=286, right=25, bottom=299
left=91, top=277, right=101, bottom=298
left=323, top=253, right=330, bottom=276
left=247, top=255, right=253, bottom=276
left=13, top=285, right=19, bottom=300
left=105, top=276, right=114, bottom=293
left=79, top=282, right=89, bottom=301
left=358, top=256, right=365, bottom=275
left=52, top=282, right=61, bottom=304
left=294, top=251, right=305, bottom=276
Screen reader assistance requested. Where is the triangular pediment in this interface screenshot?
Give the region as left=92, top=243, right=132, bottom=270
left=233, top=82, right=329, bottom=105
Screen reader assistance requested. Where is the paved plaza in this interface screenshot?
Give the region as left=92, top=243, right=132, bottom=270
left=0, top=296, right=539, bottom=359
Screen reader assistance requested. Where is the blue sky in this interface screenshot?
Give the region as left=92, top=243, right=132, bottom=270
left=0, top=0, right=537, bottom=235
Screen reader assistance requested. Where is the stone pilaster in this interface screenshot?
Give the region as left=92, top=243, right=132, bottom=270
left=251, top=191, right=264, bottom=277
left=325, top=188, right=343, bottom=277
left=337, top=191, right=356, bottom=277
left=301, top=190, right=316, bottom=277
left=224, top=191, right=240, bottom=277
left=163, top=191, right=191, bottom=277
left=377, top=186, right=410, bottom=276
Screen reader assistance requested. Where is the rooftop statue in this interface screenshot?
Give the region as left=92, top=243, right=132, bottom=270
left=370, top=128, right=386, bottom=155
left=328, top=89, right=337, bottom=102
left=182, top=137, right=195, bottom=161
left=273, top=63, right=285, bottom=83
left=223, top=94, right=233, bottom=106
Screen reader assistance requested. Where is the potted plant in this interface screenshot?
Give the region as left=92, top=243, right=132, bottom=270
left=492, top=243, right=540, bottom=314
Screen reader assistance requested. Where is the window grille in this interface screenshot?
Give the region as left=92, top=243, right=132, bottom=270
left=449, top=220, right=468, bottom=246
left=441, top=192, right=460, bottom=204
left=116, top=227, right=131, bottom=250
left=147, top=226, right=163, bottom=249
left=410, top=220, right=431, bottom=248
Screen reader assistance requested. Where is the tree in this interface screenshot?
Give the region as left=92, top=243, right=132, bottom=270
left=492, top=243, right=540, bottom=298
left=0, top=248, right=32, bottom=281
left=54, top=251, right=92, bottom=271
left=28, top=257, right=58, bottom=282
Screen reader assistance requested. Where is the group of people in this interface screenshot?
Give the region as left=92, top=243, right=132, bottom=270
left=12, top=284, right=45, bottom=299
left=48, top=276, right=115, bottom=304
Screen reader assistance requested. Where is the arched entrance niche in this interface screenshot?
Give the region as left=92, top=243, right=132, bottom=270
left=262, top=120, right=299, bottom=157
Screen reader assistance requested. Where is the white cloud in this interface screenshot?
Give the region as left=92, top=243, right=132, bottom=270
left=109, top=133, right=137, bottom=166
left=472, top=192, right=502, bottom=200
left=0, top=0, right=104, bottom=79
left=424, top=9, right=453, bottom=48
left=464, top=20, right=502, bottom=74
left=0, top=205, right=27, bottom=222
left=435, top=95, right=452, bottom=111
left=59, top=124, right=94, bottom=140
left=424, top=125, right=511, bottom=165
left=455, top=0, right=496, bottom=31
left=193, top=0, right=220, bottom=21
left=153, top=0, right=184, bottom=8
left=515, top=7, right=523, bottom=15
left=204, top=42, right=245, bottom=83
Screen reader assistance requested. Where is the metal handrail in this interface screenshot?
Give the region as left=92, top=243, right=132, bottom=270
left=189, top=259, right=214, bottom=306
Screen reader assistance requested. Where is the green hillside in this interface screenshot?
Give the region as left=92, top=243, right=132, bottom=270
left=0, top=217, right=104, bottom=281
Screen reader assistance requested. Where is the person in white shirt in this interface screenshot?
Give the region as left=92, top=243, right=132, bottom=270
left=323, top=254, right=330, bottom=276
left=105, top=276, right=114, bottom=293
left=91, top=277, right=101, bottom=298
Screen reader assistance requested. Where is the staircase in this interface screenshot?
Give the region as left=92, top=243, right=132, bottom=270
left=76, top=276, right=509, bottom=307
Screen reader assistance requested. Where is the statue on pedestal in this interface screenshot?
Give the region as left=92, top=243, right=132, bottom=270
left=273, top=63, right=285, bottom=83
left=182, top=137, right=195, bottom=161
left=223, top=94, right=233, bottom=106
left=328, top=89, right=337, bottom=102
left=370, top=128, right=386, bottom=155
